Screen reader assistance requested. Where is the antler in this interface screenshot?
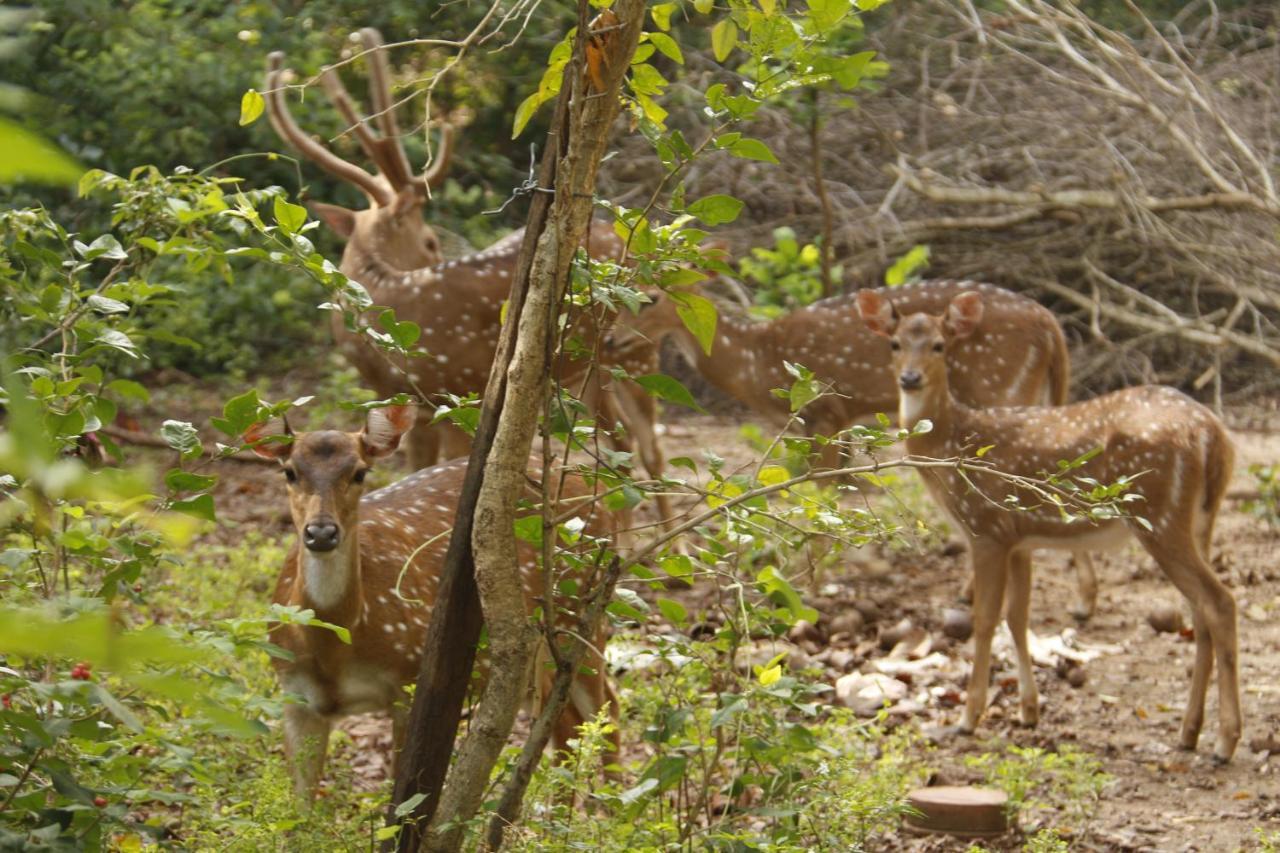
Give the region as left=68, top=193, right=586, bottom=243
left=264, top=51, right=393, bottom=206
left=266, top=30, right=455, bottom=202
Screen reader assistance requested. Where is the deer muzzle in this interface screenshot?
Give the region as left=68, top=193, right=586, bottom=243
left=303, top=519, right=341, bottom=552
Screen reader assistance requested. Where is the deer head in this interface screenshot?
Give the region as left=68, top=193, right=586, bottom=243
left=264, top=28, right=453, bottom=270
left=246, top=405, right=416, bottom=558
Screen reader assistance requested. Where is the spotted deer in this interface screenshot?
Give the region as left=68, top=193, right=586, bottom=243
left=630, top=278, right=1100, bottom=617
left=263, top=33, right=671, bottom=528
left=857, top=289, right=1241, bottom=762
left=247, top=405, right=621, bottom=801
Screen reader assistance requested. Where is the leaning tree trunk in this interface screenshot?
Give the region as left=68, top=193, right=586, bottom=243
left=388, top=2, right=646, bottom=851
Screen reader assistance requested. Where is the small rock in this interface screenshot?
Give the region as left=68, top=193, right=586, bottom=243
left=1066, top=666, right=1087, bottom=688
left=835, top=672, right=908, bottom=716
left=878, top=617, right=913, bottom=651
left=942, top=608, right=972, bottom=641
left=852, top=599, right=882, bottom=622
left=826, top=648, right=858, bottom=672
left=787, top=620, right=823, bottom=644
left=889, top=626, right=932, bottom=660
left=1249, top=733, right=1280, bottom=756
left=1147, top=603, right=1184, bottom=634
left=733, top=640, right=802, bottom=673
left=828, top=610, right=865, bottom=637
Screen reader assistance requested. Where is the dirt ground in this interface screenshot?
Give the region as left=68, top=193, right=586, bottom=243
left=132, top=378, right=1280, bottom=851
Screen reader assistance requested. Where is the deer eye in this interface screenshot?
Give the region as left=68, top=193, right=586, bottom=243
left=889, top=340, right=901, bottom=351
left=353, top=469, right=368, bottom=484
left=932, top=341, right=945, bottom=353
left=284, top=468, right=297, bottom=484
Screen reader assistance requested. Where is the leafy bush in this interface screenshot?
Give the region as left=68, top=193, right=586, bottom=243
left=739, top=226, right=836, bottom=317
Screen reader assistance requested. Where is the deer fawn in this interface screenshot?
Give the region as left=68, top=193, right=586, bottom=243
left=247, top=405, right=621, bottom=801
left=630, top=278, right=1100, bottom=617
left=857, top=289, right=1241, bottom=762
left=264, top=33, right=672, bottom=534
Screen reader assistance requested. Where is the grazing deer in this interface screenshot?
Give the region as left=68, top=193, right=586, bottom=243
left=247, top=405, right=621, bottom=801
left=631, top=278, right=1099, bottom=617
left=263, top=33, right=672, bottom=530
left=857, top=289, right=1241, bottom=763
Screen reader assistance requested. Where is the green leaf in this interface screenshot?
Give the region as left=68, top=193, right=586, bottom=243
left=160, top=420, right=203, bottom=461
left=512, top=92, right=543, bottom=139
left=687, top=194, right=744, bottom=225
left=728, top=138, right=779, bottom=164
left=379, top=309, right=421, bottom=350
left=94, top=329, right=138, bottom=357
left=650, top=2, right=677, bottom=30
left=693, top=0, right=714, bottom=13
left=513, top=515, right=543, bottom=546
left=273, top=195, right=307, bottom=235
left=394, top=793, right=427, bottom=818
left=93, top=684, right=143, bottom=732
left=659, top=553, right=694, bottom=579
left=170, top=493, right=216, bottom=523
left=213, top=389, right=264, bottom=437
left=808, top=0, right=852, bottom=32
left=647, top=32, right=684, bottom=64
left=164, top=469, right=218, bottom=493
left=106, top=379, right=150, bottom=403
left=671, top=291, right=718, bottom=356
left=0, top=117, right=82, bottom=186
left=75, top=234, right=128, bottom=261
left=656, top=598, right=687, bottom=625
left=633, top=374, right=704, bottom=412
left=239, top=89, right=265, bottom=126
left=711, top=19, right=738, bottom=63
left=87, top=294, right=130, bottom=314
left=885, top=244, right=930, bottom=286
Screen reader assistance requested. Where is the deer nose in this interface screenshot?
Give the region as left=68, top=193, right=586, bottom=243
left=899, top=369, right=923, bottom=391
left=303, top=520, right=340, bottom=552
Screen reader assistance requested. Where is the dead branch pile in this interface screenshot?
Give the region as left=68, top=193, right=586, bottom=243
left=601, top=1, right=1280, bottom=399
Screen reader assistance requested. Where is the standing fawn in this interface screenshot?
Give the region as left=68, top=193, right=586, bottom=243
left=857, top=289, right=1241, bottom=762
left=630, top=278, right=1100, bottom=618
left=247, top=405, right=620, bottom=801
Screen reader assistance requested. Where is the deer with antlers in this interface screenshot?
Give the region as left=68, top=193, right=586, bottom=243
left=630, top=278, right=1100, bottom=617
left=857, top=289, right=1241, bottom=762
left=247, top=405, right=621, bottom=802
left=263, top=31, right=671, bottom=526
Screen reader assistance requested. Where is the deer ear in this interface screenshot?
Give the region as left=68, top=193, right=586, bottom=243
left=244, top=417, right=293, bottom=461
left=856, top=290, right=897, bottom=338
left=946, top=291, right=984, bottom=339
left=310, top=202, right=357, bottom=239
left=361, top=404, right=417, bottom=459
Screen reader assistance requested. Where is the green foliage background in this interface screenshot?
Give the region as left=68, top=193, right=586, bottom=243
left=5, top=0, right=585, bottom=375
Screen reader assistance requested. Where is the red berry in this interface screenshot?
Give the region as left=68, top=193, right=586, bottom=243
left=1, top=694, right=10, bottom=709
left=132, top=583, right=143, bottom=594
left=71, top=662, right=92, bottom=681
left=93, top=796, right=107, bottom=808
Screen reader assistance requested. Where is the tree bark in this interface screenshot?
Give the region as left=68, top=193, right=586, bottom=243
left=392, top=3, right=646, bottom=851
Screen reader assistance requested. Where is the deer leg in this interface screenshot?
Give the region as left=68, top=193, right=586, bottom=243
left=1005, top=551, right=1039, bottom=727
left=283, top=704, right=331, bottom=805
left=404, top=416, right=442, bottom=470
left=1067, top=552, right=1098, bottom=621
left=961, top=539, right=1011, bottom=733
left=390, top=696, right=410, bottom=780
left=611, top=384, right=674, bottom=534
left=437, top=421, right=473, bottom=461
left=1180, top=605, right=1213, bottom=752
left=1141, top=529, right=1241, bottom=762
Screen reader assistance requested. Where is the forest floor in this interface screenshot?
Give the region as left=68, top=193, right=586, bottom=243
left=132, top=372, right=1280, bottom=851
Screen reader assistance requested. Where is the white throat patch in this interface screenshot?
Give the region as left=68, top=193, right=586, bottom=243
left=899, top=392, right=928, bottom=431
left=302, top=549, right=353, bottom=610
